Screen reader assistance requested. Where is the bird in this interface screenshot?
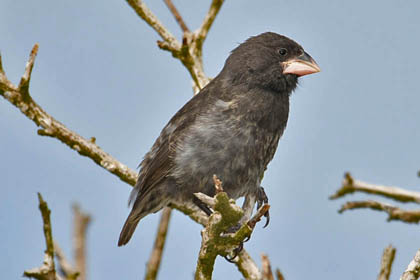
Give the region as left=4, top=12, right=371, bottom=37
left=118, top=32, right=320, bottom=246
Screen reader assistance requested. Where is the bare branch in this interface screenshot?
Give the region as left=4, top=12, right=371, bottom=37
left=126, top=0, right=181, bottom=52
left=401, top=249, right=420, bottom=280
left=54, top=243, right=79, bottom=280
left=196, top=0, right=225, bottom=46
left=18, top=44, right=39, bottom=94
left=378, top=245, right=396, bottom=280
left=261, top=254, right=274, bottom=280
left=275, top=269, right=285, bottom=280
left=338, top=200, right=420, bottom=224
left=145, top=207, right=172, bottom=280
left=72, top=205, right=90, bottom=280
left=163, top=0, right=190, bottom=33
left=247, top=205, right=270, bottom=229
left=330, top=173, right=420, bottom=204
left=23, top=193, right=57, bottom=280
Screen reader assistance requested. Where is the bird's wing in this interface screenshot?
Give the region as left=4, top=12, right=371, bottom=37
left=129, top=85, right=217, bottom=205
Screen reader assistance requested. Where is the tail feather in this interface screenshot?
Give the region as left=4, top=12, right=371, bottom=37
left=118, top=215, right=140, bottom=246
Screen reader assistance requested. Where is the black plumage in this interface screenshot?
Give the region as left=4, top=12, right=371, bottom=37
left=118, top=32, right=320, bottom=246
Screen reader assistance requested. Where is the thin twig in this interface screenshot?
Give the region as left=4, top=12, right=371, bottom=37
left=378, top=245, right=396, bottom=280
left=261, top=254, right=274, bottom=280
left=126, top=0, right=181, bottom=52
left=196, top=0, right=225, bottom=45
left=163, top=0, right=190, bottom=32
left=145, top=207, right=172, bottom=280
left=401, top=248, right=420, bottom=280
left=338, top=200, right=420, bottom=224
left=23, top=193, right=57, bottom=280
left=275, top=268, right=285, bottom=280
left=54, top=243, right=79, bottom=280
left=72, top=205, right=90, bottom=280
left=330, top=172, right=420, bottom=204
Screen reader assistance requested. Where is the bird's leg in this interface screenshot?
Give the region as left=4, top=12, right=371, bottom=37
left=256, top=186, right=270, bottom=228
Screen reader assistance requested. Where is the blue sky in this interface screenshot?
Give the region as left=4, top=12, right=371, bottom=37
left=1, top=0, right=420, bottom=279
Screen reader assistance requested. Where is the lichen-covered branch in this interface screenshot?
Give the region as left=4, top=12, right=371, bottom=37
left=145, top=207, right=172, bottom=280
left=194, top=179, right=269, bottom=280
left=378, top=245, right=396, bottom=280
left=338, top=200, right=420, bottom=224
left=330, top=173, right=420, bottom=204
left=401, top=249, right=420, bottom=280
left=23, top=193, right=58, bottom=280
left=72, top=205, right=91, bottom=280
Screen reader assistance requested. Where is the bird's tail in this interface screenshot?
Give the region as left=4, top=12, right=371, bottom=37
left=118, top=214, right=141, bottom=246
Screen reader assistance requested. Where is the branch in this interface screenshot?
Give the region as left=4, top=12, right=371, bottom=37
left=338, top=200, right=420, bottom=224
left=196, top=0, right=224, bottom=48
left=145, top=207, right=172, bottom=280
left=194, top=178, right=269, bottom=280
left=330, top=173, right=420, bottom=204
left=72, top=205, right=91, bottom=280
left=275, top=269, right=285, bottom=280
left=261, top=254, right=274, bottom=280
left=163, top=0, right=190, bottom=33
left=126, top=0, right=181, bottom=52
left=378, top=245, right=396, bottom=280
left=54, top=243, right=79, bottom=280
left=401, top=249, right=420, bottom=280
left=23, top=193, right=58, bottom=280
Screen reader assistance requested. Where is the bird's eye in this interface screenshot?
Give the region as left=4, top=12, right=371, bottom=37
left=278, top=48, right=288, bottom=56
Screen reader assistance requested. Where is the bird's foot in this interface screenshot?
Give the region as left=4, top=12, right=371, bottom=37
left=256, top=186, right=270, bottom=228
left=224, top=242, right=244, bottom=263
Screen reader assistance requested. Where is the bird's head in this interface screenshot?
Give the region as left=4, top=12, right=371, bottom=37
left=221, top=32, right=320, bottom=94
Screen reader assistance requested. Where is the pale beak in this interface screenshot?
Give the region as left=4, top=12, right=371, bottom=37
left=282, top=51, right=321, bottom=77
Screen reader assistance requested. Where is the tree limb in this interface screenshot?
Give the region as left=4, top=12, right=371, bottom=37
left=23, top=193, right=58, bottom=280
left=401, top=249, right=420, bottom=280
left=330, top=172, right=420, bottom=204
left=338, top=200, right=420, bottom=224
left=145, top=207, right=172, bottom=280
left=194, top=179, right=269, bottom=280
left=378, top=245, right=396, bottom=280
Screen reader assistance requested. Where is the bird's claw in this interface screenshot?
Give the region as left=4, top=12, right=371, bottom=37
left=257, top=186, right=270, bottom=228
left=224, top=242, right=244, bottom=263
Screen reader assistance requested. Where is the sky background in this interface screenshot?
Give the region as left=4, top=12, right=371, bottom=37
left=1, top=0, right=420, bottom=279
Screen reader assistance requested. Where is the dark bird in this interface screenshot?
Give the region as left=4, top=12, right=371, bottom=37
left=118, top=32, right=320, bottom=246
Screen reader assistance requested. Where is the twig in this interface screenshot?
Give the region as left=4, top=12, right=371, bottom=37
left=378, top=245, right=396, bottom=280
left=275, top=268, right=285, bottom=280
left=72, top=205, right=91, bottom=280
left=23, top=193, right=57, bottom=280
left=401, top=248, right=420, bottom=280
left=338, top=200, right=420, bottom=224
left=145, top=207, right=172, bottom=280
left=330, top=172, right=420, bottom=204
left=126, top=0, right=181, bottom=52
left=196, top=0, right=224, bottom=48
left=261, top=254, right=274, bottom=280
left=163, top=0, right=190, bottom=32
left=54, top=243, right=79, bottom=280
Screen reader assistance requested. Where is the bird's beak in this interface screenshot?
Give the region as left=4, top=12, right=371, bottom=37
left=282, top=52, right=321, bottom=77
